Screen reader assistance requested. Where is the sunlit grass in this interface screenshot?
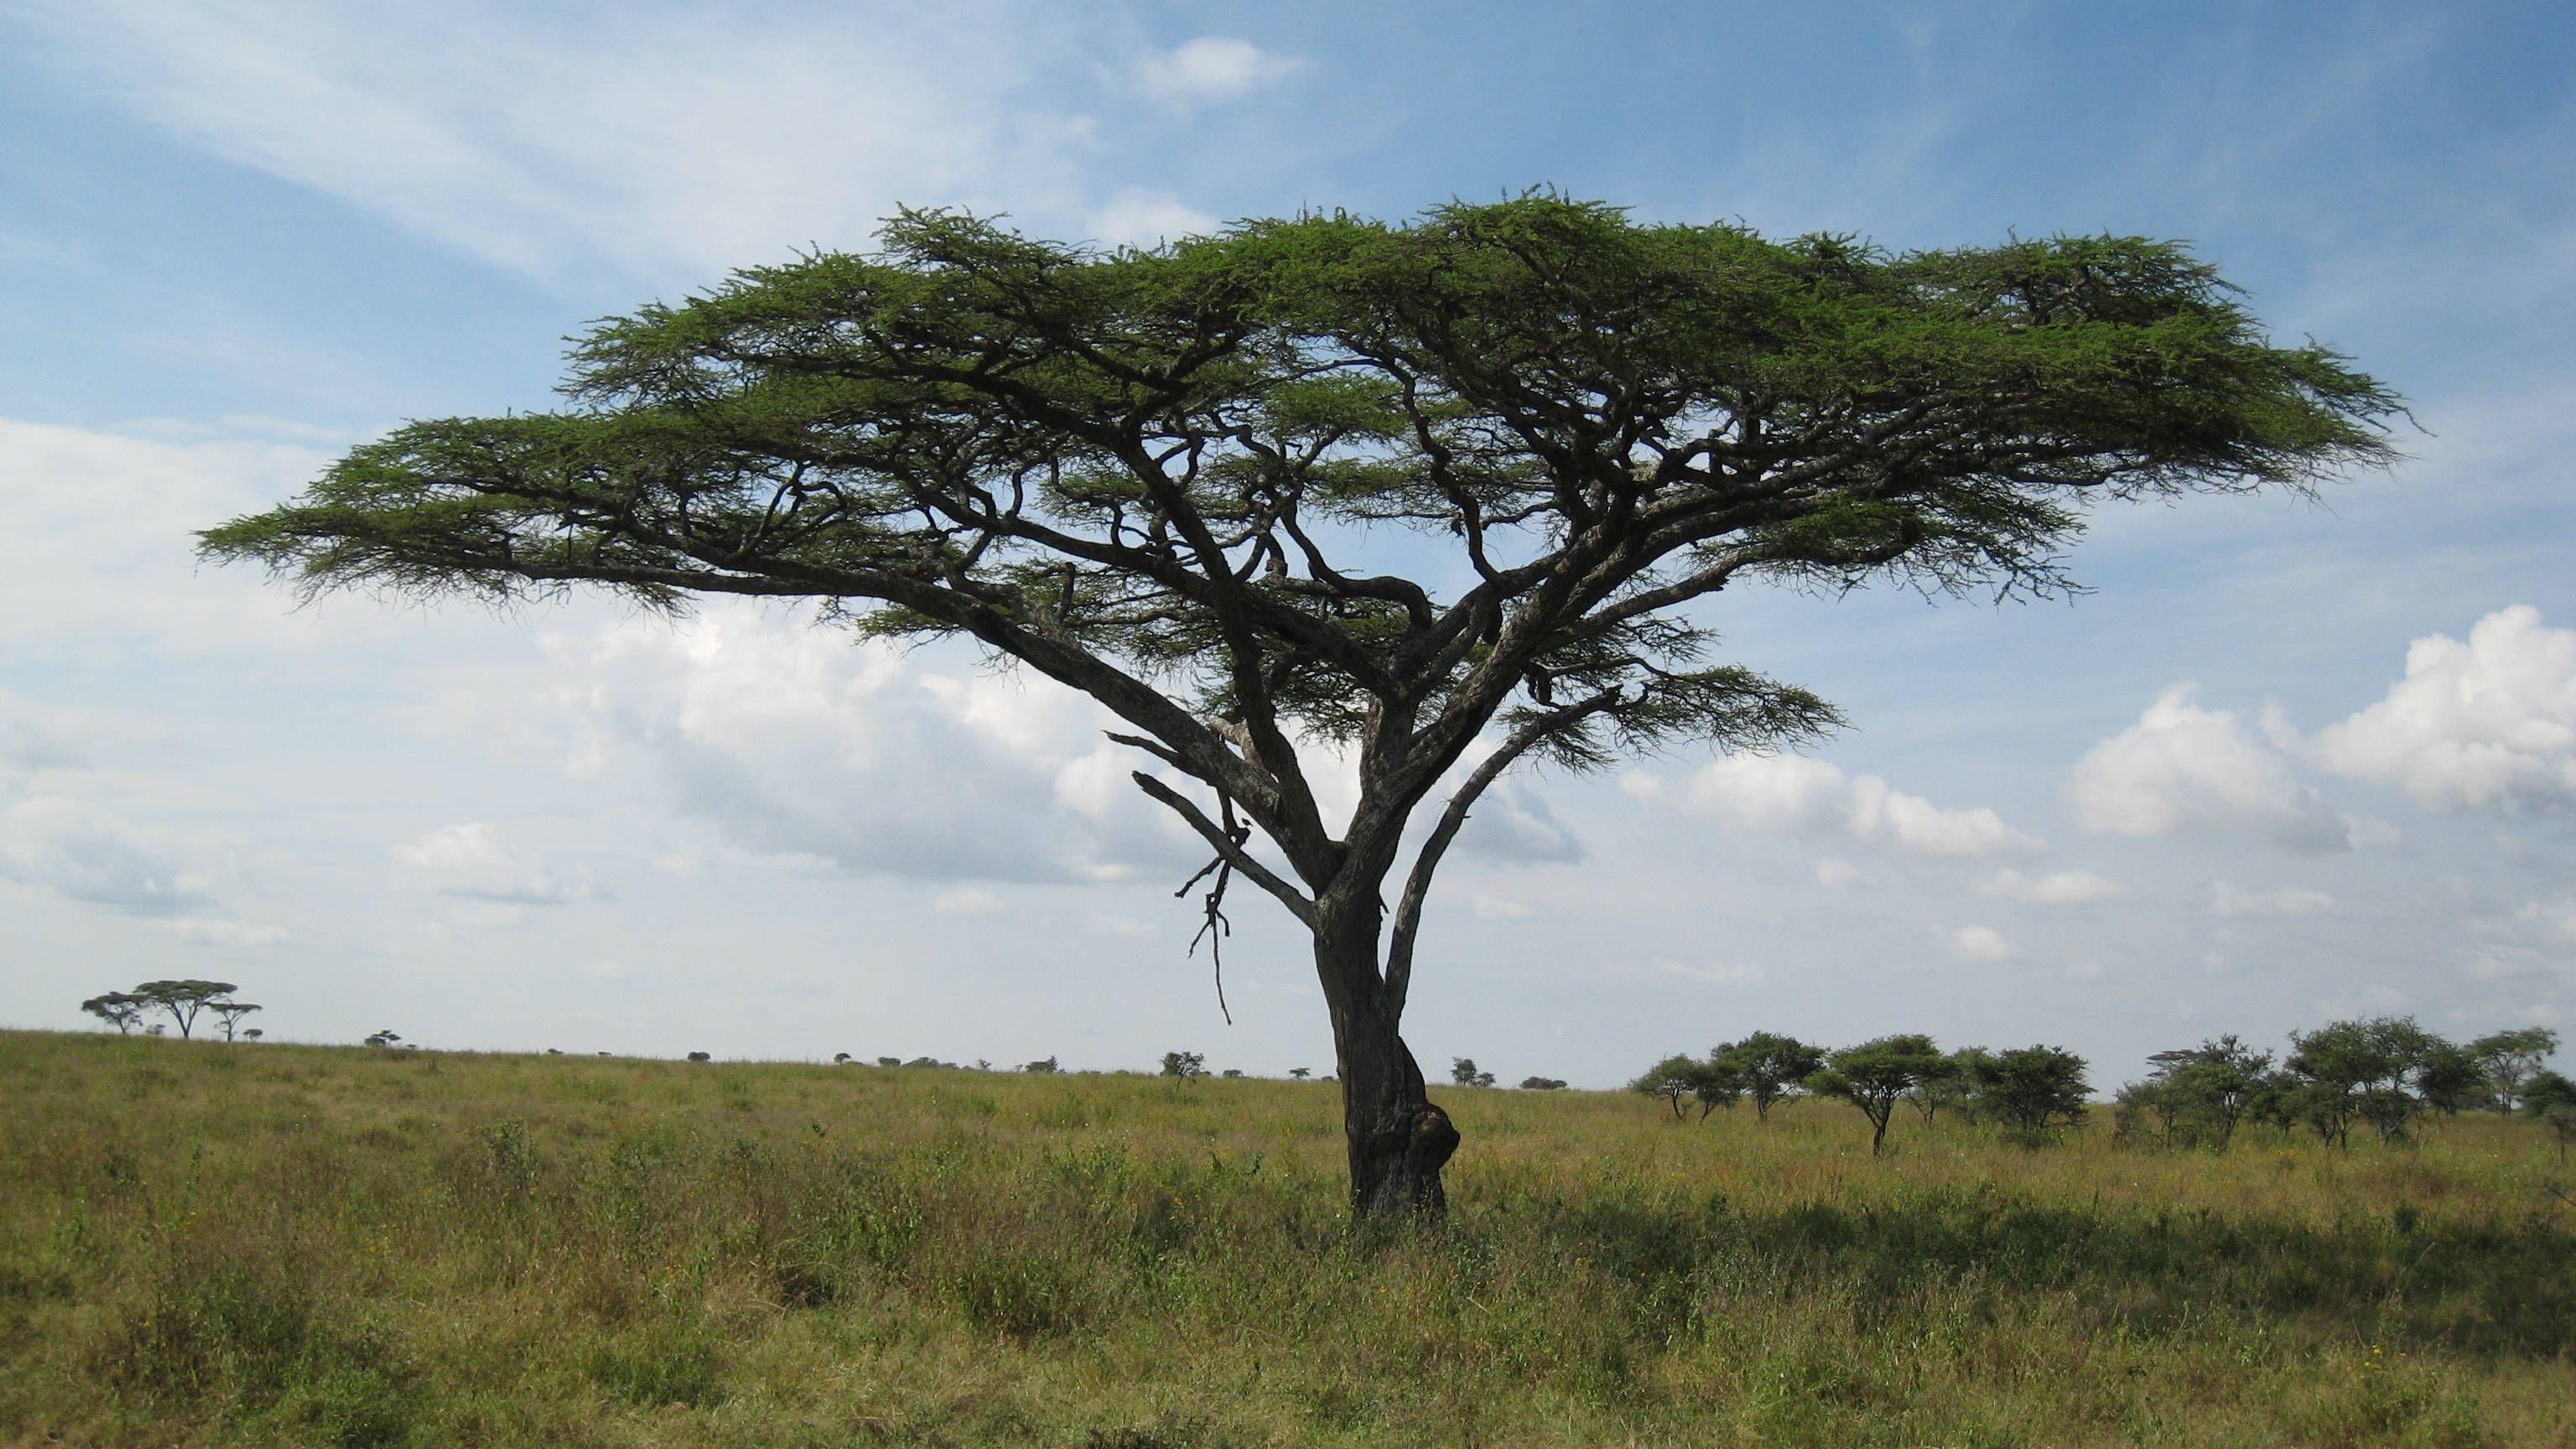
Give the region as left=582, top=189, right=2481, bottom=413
left=3, top=1028, right=2568, bottom=1446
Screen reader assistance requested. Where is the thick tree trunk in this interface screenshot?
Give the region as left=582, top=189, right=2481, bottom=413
left=1314, top=898, right=1457, bottom=1218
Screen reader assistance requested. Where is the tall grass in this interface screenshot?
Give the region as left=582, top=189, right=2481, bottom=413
left=3, top=1029, right=2569, bottom=1447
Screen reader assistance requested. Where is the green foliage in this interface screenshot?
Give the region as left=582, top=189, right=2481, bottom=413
left=202, top=200, right=2396, bottom=769
left=2284, top=1017, right=2469, bottom=1149
left=1161, top=1050, right=1207, bottom=1083
left=1451, top=1057, right=1497, bottom=1088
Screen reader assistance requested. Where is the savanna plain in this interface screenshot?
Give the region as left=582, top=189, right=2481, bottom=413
left=3, top=1030, right=2571, bottom=1449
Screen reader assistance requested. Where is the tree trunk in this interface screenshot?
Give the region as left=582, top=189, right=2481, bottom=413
left=1314, top=897, right=1457, bottom=1218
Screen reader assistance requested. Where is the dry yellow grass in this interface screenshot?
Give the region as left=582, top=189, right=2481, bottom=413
left=2, top=1028, right=2569, bottom=1447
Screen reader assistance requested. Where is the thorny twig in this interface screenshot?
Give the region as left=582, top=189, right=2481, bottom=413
left=1175, top=792, right=1253, bottom=1026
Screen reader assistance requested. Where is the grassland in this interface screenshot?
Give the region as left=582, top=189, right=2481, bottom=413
left=2, top=1029, right=2570, bottom=1448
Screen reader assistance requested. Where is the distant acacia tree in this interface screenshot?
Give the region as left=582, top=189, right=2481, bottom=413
left=210, top=1000, right=263, bottom=1042
left=1290, top=1067, right=1313, bottom=1080
left=1904, top=1047, right=1981, bottom=1126
left=1449, top=1057, right=1497, bottom=1088
left=1022, top=1056, right=1062, bottom=1073
left=202, top=197, right=2397, bottom=1215
left=1711, top=1032, right=1824, bottom=1122
left=2470, top=1028, right=2559, bottom=1112
left=132, top=980, right=241, bottom=1040
left=1161, top=1051, right=1207, bottom=1083
left=2133, top=1036, right=2273, bottom=1148
left=80, top=992, right=148, bottom=1035
left=1517, top=1076, right=1566, bottom=1090
left=1966, top=1046, right=2090, bottom=1142
left=2524, top=1070, right=2576, bottom=1161
left=2284, top=1018, right=2464, bottom=1148
left=1629, top=1052, right=1711, bottom=1121
left=1810, top=1035, right=1944, bottom=1155
left=365, top=1029, right=402, bottom=1048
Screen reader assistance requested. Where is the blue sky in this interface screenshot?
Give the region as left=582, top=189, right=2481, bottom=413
left=3, top=1, right=2572, bottom=1088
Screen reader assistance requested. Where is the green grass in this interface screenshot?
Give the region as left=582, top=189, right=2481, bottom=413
left=3, top=1030, right=2570, bottom=1447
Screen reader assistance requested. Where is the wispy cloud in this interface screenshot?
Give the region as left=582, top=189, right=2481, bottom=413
left=1133, top=37, right=1302, bottom=106
left=26, top=0, right=1109, bottom=284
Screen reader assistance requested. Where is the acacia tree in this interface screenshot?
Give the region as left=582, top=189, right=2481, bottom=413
left=132, top=980, right=240, bottom=1041
left=80, top=992, right=148, bottom=1035
left=2137, top=1035, right=2272, bottom=1147
left=1712, top=1031, right=1824, bottom=1122
left=200, top=197, right=2396, bottom=1216
left=2470, top=1027, right=2561, bottom=1112
left=1966, top=1044, right=2090, bottom=1142
left=210, top=1000, right=264, bottom=1042
left=1810, top=1033, right=1945, bottom=1155
left=1629, top=1052, right=1709, bottom=1121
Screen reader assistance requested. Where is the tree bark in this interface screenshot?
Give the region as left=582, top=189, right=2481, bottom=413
left=1314, top=896, right=1457, bottom=1218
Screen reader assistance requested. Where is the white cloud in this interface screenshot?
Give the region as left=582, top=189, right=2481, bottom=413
left=392, top=822, right=584, bottom=905
left=1977, top=868, right=2124, bottom=905
left=2311, top=605, right=2576, bottom=815
left=1945, top=924, right=2019, bottom=961
left=2516, top=894, right=2576, bottom=944
left=27, top=0, right=1107, bottom=283
left=2211, top=881, right=2338, bottom=917
left=2065, top=684, right=2356, bottom=853
left=0, top=689, right=140, bottom=773
left=1649, top=957, right=1766, bottom=987
left=1847, top=776, right=2042, bottom=858
left=0, top=419, right=342, bottom=657
left=428, top=603, right=1201, bottom=887
left=1628, top=751, right=1844, bottom=828
left=1135, top=37, right=1302, bottom=106
left=1457, top=782, right=1586, bottom=865
left=1085, top=189, right=1220, bottom=250
left=1625, top=752, right=2038, bottom=859
left=0, top=797, right=208, bottom=918
left=1815, top=856, right=1862, bottom=889
left=933, top=886, right=1001, bottom=914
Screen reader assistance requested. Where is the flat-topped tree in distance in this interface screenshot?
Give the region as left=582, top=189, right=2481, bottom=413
left=132, top=980, right=240, bottom=1041
left=210, top=1001, right=263, bottom=1042
left=200, top=195, right=2399, bottom=1217
left=1712, top=1032, right=1825, bottom=1122
left=80, top=992, right=148, bottom=1035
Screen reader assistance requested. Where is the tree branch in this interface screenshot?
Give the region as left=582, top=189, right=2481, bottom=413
left=1127, top=771, right=1317, bottom=926
left=1380, top=688, right=1623, bottom=1020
